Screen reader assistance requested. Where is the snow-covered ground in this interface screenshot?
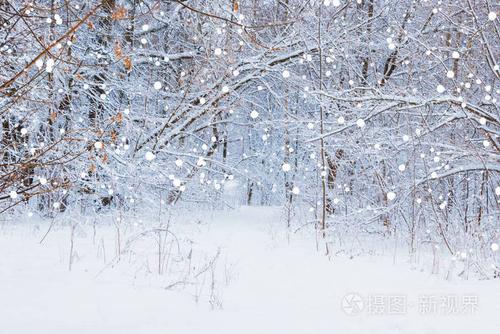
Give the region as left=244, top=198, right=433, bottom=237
left=1, top=207, right=498, bottom=334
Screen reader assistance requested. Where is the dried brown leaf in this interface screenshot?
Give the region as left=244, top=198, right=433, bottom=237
left=124, top=56, right=132, bottom=72
left=111, top=6, right=127, bottom=20
left=114, top=41, right=123, bottom=59
left=115, top=112, right=123, bottom=123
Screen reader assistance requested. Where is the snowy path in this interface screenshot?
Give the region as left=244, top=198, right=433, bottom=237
left=1, top=207, right=499, bottom=333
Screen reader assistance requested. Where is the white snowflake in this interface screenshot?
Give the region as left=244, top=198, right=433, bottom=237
left=436, top=84, right=446, bottom=93
left=197, top=157, right=206, bottom=167
left=145, top=151, right=155, bottom=161
left=387, top=192, right=396, bottom=201
left=46, top=58, right=55, bottom=73
left=250, top=110, right=259, bottom=119
left=54, top=14, right=62, bottom=25
left=282, top=163, right=291, bottom=172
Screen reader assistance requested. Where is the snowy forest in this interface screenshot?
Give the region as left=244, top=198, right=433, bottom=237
left=1, top=0, right=499, bottom=333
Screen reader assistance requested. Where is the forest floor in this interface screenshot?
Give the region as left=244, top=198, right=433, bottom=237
left=0, top=206, right=498, bottom=334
